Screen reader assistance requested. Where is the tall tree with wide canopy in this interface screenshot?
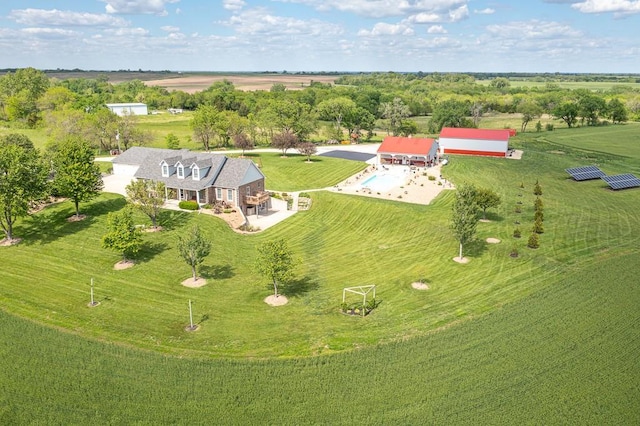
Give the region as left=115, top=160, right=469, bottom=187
left=450, top=184, right=479, bottom=261
left=607, top=98, right=628, bottom=124
left=0, top=134, right=48, bottom=242
left=429, top=99, right=474, bottom=132
left=316, top=97, right=356, bottom=139
left=126, top=179, right=166, bottom=229
left=190, top=104, right=219, bottom=151
left=51, top=137, right=103, bottom=218
left=0, top=67, right=49, bottom=126
left=552, top=102, right=579, bottom=128
left=517, top=101, right=543, bottom=132
left=379, top=97, right=411, bottom=136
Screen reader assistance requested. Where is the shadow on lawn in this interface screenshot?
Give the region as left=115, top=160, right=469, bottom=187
left=156, top=210, right=191, bottom=231
left=135, top=241, right=169, bottom=264
left=200, top=264, right=235, bottom=280
left=465, top=239, right=489, bottom=258
left=20, top=197, right=126, bottom=246
left=283, top=274, right=320, bottom=298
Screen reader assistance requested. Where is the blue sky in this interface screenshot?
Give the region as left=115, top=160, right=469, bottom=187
left=0, top=0, right=638, bottom=72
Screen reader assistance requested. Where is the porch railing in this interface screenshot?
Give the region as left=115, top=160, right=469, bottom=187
left=245, top=191, right=270, bottom=205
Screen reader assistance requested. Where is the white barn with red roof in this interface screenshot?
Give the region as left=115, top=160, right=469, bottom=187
left=438, top=127, right=510, bottom=157
left=377, top=137, right=439, bottom=167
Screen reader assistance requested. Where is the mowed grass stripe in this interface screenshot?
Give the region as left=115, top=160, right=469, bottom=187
left=1, top=252, right=637, bottom=423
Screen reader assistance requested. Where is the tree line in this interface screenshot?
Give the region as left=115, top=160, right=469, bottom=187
left=1, top=68, right=638, bottom=154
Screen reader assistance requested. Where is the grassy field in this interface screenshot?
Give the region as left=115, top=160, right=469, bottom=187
left=1, top=123, right=639, bottom=422
left=475, top=79, right=640, bottom=91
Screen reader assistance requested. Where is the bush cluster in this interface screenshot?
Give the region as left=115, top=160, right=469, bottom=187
left=179, top=200, right=199, bottom=210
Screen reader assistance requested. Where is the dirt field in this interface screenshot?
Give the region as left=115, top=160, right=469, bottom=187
left=143, top=74, right=340, bottom=93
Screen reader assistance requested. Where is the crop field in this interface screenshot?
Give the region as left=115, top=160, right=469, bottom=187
left=1, top=124, right=639, bottom=422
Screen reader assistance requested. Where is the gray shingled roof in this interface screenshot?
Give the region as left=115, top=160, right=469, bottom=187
left=117, top=147, right=264, bottom=191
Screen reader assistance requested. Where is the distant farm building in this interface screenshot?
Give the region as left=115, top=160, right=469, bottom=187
left=377, top=137, right=439, bottom=167
left=106, top=103, right=148, bottom=116
left=438, top=127, right=510, bottom=157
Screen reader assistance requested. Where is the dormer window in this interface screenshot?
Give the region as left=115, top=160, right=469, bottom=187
left=161, top=164, right=169, bottom=177
left=192, top=166, right=200, bottom=180
left=177, top=165, right=184, bottom=179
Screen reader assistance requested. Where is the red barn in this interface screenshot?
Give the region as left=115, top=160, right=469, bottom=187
left=377, top=137, right=438, bottom=167
left=438, top=128, right=510, bottom=157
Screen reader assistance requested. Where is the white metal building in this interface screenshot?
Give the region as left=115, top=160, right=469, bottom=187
left=106, top=103, right=148, bottom=116
left=438, top=127, right=511, bottom=157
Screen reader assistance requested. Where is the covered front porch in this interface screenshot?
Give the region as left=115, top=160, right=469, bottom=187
left=165, top=187, right=212, bottom=205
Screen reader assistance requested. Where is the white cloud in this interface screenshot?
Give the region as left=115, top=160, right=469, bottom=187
left=571, top=0, right=640, bottom=16
left=474, top=8, right=495, bottom=14
left=358, top=22, right=415, bottom=36
left=448, top=5, right=469, bottom=21
left=105, top=27, right=150, bottom=37
left=224, top=8, right=342, bottom=37
left=408, top=13, right=443, bottom=23
left=21, top=28, right=80, bottom=38
left=9, top=8, right=128, bottom=27
left=102, top=0, right=180, bottom=16
left=223, top=0, right=246, bottom=11
left=274, top=0, right=470, bottom=19
left=161, top=25, right=180, bottom=32
left=427, top=25, right=447, bottom=33
left=486, top=20, right=583, bottom=39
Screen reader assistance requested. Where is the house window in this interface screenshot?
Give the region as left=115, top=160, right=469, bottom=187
left=227, top=189, right=233, bottom=201
left=161, top=164, right=169, bottom=177
left=246, top=186, right=251, bottom=196
left=192, top=167, right=199, bottom=180
left=177, top=165, right=184, bottom=179
left=216, top=188, right=222, bottom=199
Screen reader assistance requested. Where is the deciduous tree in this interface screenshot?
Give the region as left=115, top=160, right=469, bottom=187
left=177, top=225, right=211, bottom=281
left=379, top=97, right=411, bottom=136
left=255, top=238, right=297, bottom=298
left=233, top=132, right=254, bottom=156
left=607, top=98, right=628, bottom=124
left=450, top=184, right=479, bottom=260
left=51, top=137, right=103, bottom=218
left=517, top=101, right=543, bottom=132
left=0, top=134, right=48, bottom=242
left=429, top=99, right=474, bottom=132
left=126, top=179, right=166, bottom=229
left=271, top=131, right=298, bottom=157
left=190, top=105, right=218, bottom=151
left=474, top=188, right=501, bottom=220
left=101, top=206, right=143, bottom=262
left=297, top=142, right=317, bottom=162
left=552, top=102, right=579, bottom=128
left=317, top=97, right=356, bottom=139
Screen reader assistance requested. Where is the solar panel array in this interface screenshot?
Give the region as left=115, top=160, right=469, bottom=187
left=565, top=165, right=606, bottom=181
left=601, top=174, right=640, bottom=190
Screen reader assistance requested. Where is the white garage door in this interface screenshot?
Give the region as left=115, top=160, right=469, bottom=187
left=113, top=163, right=139, bottom=176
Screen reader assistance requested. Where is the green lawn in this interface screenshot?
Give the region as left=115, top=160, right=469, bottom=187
left=1, top=123, right=639, bottom=422
left=243, top=152, right=367, bottom=191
